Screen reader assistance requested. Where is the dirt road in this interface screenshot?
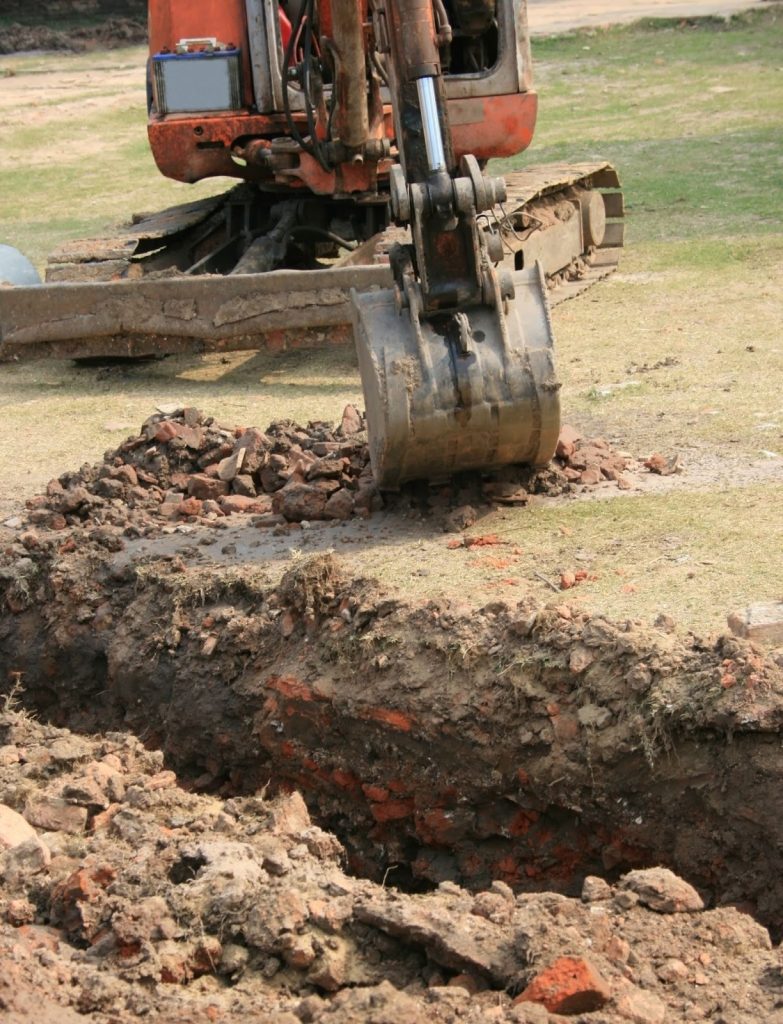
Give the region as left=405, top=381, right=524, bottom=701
left=527, top=0, right=769, bottom=33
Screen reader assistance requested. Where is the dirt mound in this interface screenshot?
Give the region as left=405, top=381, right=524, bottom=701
left=11, top=407, right=640, bottom=543
left=0, top=706, right=780, bottom=1023
left=0, top=18, right=145, bottom=55
left=2, top=409, right=782, bottom=1021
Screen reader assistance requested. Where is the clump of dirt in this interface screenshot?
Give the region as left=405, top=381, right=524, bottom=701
left=0, top=18, right=146, bottom=55
left=0, top=706, right=780, bottom=1023
left=11, top=406, right=640, bottom=544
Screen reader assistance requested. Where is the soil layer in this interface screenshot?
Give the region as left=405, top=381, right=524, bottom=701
left=3, top=414, right=783, bottom=982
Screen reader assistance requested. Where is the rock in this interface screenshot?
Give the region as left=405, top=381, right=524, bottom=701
left=727, top=602, right=783, bottom=645
left=1, top=836, right=51, bottom=881
left=24, top=796, right=88, bottom=834
left=619, top=867, right=704, bottom=913
left=177, top=496, right=203, bottom=517
left=220, top=494, right=271, bottom=515
left=154, top=420, right=178, bottom=443
left=50, top=735, right=92, bottom=763
left=338, top=404, right=363, bottom=435
left=187, top=474, right=230, bottom=501
left=579, top=467, right=602, bottom=486
left=615, top=987, right=667, bottom=1023
left=581, top=876, right=612, bottom=902
left=556, top=424, right=582, bottom=460
left=324, top=488, right=354, bottom=520
left=218, top=447, right=246, bottom=482
left=0, top=804, right=39, bottom=850
left=644, top=452, right=682, bottom=475
left=355, top=894, right=529, bottom=986
left=657, top=958, right=689, bottom=982
left=232, top=474, right=257, bottom=497
left=94, top=477, right=125, bottom=500
left=306, top=938, right=350, bottom=991
left=513, top=956, right=611, bottom=1015
left=273, top=481, right=338, bottom=522
left=569, top=646, right=595, bottom=674
left=307, top=456, right=347, bottom=480
left=62, top=775, right=111, bottom=810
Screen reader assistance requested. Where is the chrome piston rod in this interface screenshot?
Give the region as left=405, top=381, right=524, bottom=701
left=416, top=76, right=446, bottom=173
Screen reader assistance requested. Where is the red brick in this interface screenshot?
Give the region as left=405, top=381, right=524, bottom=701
left=513, top=956, right=611, bottom=1015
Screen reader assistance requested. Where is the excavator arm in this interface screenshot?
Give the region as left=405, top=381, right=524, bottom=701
left=349, top=0, right=560, bottom=486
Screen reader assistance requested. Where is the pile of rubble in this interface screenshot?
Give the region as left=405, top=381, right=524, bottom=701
left=0, top=707, right=780, bottom=1024
left=9, top=407, right=639, bottom=542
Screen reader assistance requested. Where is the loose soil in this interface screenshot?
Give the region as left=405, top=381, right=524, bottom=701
left=2, top=408, right=783, bottom=1022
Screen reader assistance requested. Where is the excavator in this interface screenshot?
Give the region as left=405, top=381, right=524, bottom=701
left=0, top=0, right=623, bottom=488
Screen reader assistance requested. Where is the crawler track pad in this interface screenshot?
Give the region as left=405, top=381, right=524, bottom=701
left=352, top=265, right=561, bottom=490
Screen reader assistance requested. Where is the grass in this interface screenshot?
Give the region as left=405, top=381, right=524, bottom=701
left=1, top=10, right=782, bottom=632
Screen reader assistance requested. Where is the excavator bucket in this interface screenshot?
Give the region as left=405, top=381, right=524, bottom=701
left=352, top=263, right=560, bottom=489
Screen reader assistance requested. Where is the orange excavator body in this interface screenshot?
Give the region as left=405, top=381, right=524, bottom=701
left=146, top=0, right=538, bottom=194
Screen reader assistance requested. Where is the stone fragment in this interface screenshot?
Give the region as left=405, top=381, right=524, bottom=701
left=306, top=939, right=349, bottom=991
left=2, top=836, right=51, bottom=881
left=49, top=735, right=92, bottom=762
left=581, top=875, right=612, bottom=902
left=513, top=956, right=611, bottom=1015
left=273, top=481, right=338, bottom=522
left=62, top=775, right=111, bottom=810
left=615, top=987, right=666, bottom=1023
left=323, top=488, right=354, bottom=520
left=619, top=867, right=704, bottom=913
left=355, top=894, right=529, bottom=985
left=232, top=474, right=257, bottom=497
left=339, top=404, right=363, bottom=435
left=580, top=467, right=602, bottom=486
left=220, top=493, right=271, bottom=515
left=24, top=796, right=88, bottom=834
left=727, top=602, right=783, bottom=645
left=556, top=424, right=582, bottom=460
left=644, top=452, right=682, bottom=475
left=218, top=447, right=246, bottom=482
left=657, top=958, right=688, bottom=982
left=187, top=474, right=230, bottom=501
left=569, top=646, right=595, bottom=674
left=0, top=804, right=39, bottom=850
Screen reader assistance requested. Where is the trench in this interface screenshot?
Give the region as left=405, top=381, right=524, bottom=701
left=3, top=547, right=783, bottom=940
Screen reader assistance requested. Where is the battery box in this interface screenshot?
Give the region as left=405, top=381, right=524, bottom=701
left=152, top=49, right=242, bottom=115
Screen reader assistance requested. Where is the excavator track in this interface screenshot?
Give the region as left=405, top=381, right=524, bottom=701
left=0, top=162, right=622, bottom=361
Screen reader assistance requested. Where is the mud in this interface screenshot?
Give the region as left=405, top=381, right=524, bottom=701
left=2, top=412, right=783, bottom=1022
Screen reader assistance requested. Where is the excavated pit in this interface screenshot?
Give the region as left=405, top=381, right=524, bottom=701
left=2, top=409, right=783, bottom=931
left=3, top=534, right=783, bottom=933
left=3, top=410, right=783, bottom=1021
